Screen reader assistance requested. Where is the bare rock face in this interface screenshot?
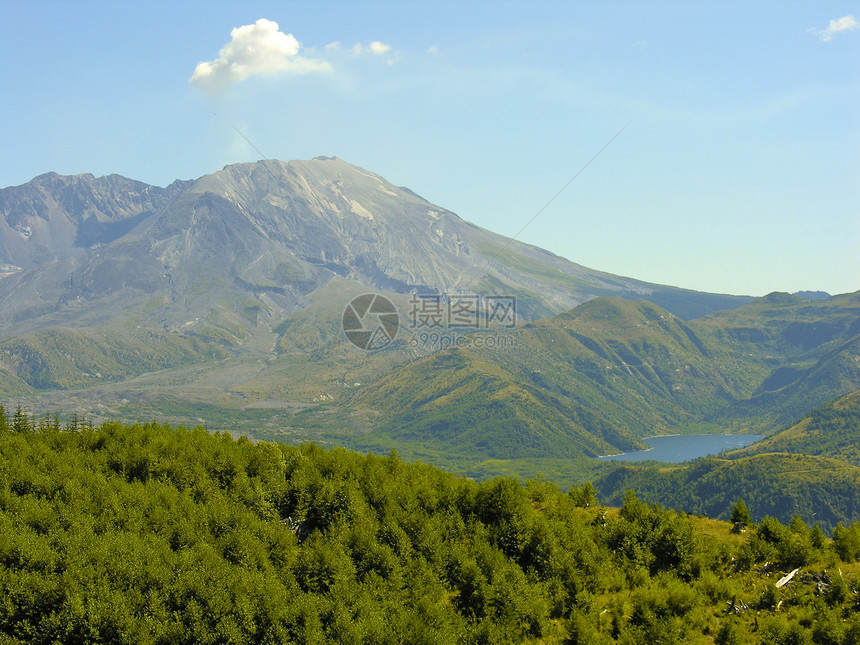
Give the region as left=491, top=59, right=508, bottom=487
left=0, top=157, right=749, bottom=333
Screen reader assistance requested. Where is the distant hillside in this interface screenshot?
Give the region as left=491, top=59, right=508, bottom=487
left=594, top=452, right=860, bottom=533
left=594, top=391, right=860, bottom=531
left=0, top=327, right=228, bottom=390
left=324, top=292, right=860, bottom=472
left=727, top=390, right=860, bottom=466
left=697, top=291, right=860, bottom=429
left=349, top=348, right=646, bottom=461
left=794, top=290, right=831, bottom=300
left=341, top=298, right=751, bottom=465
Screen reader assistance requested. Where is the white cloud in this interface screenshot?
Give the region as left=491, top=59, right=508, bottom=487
left=427, top=45, right=442, bottom=58
left=816, top=14, right=859, bottom=42
left=325, top=41, right=341, bottom=52
left=190, top=19, right=331, bottom=93
left=348, top=41, right=395, bottom=59
left=369, top=41, right=391, bottom=55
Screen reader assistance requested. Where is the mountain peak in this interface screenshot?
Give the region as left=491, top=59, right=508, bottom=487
left=0, top=159, right=753, bottom=333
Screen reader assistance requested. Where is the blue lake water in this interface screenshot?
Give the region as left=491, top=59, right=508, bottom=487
left=597, top=434, right=763, bottom=463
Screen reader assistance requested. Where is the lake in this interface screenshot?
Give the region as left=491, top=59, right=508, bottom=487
left=597, top=434, right=763, bottom=463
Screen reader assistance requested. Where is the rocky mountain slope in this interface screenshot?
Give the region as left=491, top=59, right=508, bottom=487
left=0, top=157, right=748, bottom=338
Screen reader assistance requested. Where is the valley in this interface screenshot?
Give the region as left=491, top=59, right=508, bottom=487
left=0, top=158, right=858, bottom=530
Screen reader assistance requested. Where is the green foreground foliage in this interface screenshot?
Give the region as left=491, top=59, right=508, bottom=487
left=1, top=417, right=859, bottom=644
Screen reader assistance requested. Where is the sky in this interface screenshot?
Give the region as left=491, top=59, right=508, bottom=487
left=1, top=1, right=858, bottom=297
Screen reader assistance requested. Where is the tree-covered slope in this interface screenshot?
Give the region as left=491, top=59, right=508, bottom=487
left=344, top=293, right=860, bottom=471
left=0, top=327, right=229, bottom=390
left=697, top=291, right=860, bottom=359
left=728, top=390, right=860, bottom=466
left=698, top=291, right=860, bottom=429
left=351, top=349, right=645, bottom=461
left=594, top=390, right=860, bottom=532
left=1, top=417, right=859, bottom=644
left=348, top=297, right=751, bottom=462
left=594, top=453, right=860, bottom=533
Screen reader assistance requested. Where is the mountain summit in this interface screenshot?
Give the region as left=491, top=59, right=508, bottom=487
left=0, top=157, right=747, bottom=335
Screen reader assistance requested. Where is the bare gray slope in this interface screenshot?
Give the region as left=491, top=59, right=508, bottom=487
left=0, top=171, right=189, bottom=273
left=0, top=157, right=750, bottom=336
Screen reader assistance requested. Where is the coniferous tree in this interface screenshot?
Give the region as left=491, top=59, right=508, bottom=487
left=569, top=482, right=597, bottom=508
left=11, top=405, right=29, bottom=433
left=730, top=499, right=752, bottom=525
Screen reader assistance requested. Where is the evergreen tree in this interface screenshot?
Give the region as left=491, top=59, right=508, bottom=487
left=569, top=482, right=597, bottom=508
left=730, top=499, right=752, bottom=525
left=11, top=404, right=29, bottom=433
left=810, top=524, right=826, bottom=550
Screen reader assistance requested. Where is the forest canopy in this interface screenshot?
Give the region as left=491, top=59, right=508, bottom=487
left=0, top=412, right=858, bottom=644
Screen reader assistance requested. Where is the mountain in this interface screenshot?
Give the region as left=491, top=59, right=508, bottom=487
left=307, top=293, right=860, bottom=475
left=1, top=158, right=857, bottom=490
left=0, top=157, right=753, bottom=444
left=0, top=171, right=189, bottom=274
left=0, top=157, right=748, bottom=338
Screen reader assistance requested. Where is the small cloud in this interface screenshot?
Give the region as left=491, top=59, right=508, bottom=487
left=427, top=45, right=442, bottom=58
left=348, top=41, right=396, bottom=60
left=633, top=40, right=648, bottom=48
left=325, top=41, right=341, bottom=52
left=369, top=41, right=391, bottom=55
left=815, top=14, right=859, bottom=42
left=190, top=18, right=331, bottom=93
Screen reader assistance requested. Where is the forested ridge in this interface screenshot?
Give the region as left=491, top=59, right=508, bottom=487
left=594, top=391, right=860, bottom=533
left=730, top=390, right=860, bottom=466
left=1, top=411, right=859, bottom=643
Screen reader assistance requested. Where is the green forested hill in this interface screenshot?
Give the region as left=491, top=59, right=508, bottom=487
left=698, top=291, right=860, bottom=429
left=594, top=453, right=860, bottom=533
left=697, top=291, right=860, bottom=358
left=334, top=293, right=860, bottom=476
left=1, top=417, right=859, bottom=644
left=350, top=348, right=646, bottom=461
left=727, top=390, right=860, bottom=466
left=593, top=391, right=860, bottom=531
left=347, top=298, right=756, bottom=465
left=0, top=326, right=228, bottom=390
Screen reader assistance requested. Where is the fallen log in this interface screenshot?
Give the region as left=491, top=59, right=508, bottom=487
left=776, top=567, right=801, bottom=589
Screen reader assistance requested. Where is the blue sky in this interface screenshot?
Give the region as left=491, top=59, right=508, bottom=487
left=1, top=1, right=857, bottom=297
